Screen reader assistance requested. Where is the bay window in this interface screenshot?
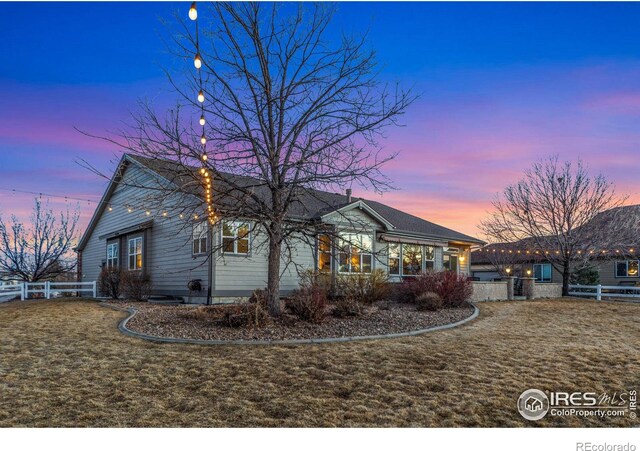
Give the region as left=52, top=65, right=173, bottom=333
left=338, top=233, right=373, bottom=274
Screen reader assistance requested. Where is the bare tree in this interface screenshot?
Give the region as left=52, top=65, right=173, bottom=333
left=82, top=2, right=415, bottom=316
left=480, top=155, right=635, bottom=295
left=0, top=199, right=79, bottom=282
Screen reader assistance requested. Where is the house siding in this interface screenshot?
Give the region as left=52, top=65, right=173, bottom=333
left=80, top=163, right=209, bottom=301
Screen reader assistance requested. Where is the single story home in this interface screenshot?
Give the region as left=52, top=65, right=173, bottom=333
left=470, top=205, right=640, bottom=286
left=76, top=154, right=484, bottom=303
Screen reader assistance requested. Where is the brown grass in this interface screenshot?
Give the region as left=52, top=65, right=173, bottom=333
left=0, top=298, right=638, bottom=427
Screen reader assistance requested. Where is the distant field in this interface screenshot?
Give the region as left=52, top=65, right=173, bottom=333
left=0, top=298, right=638, bottom=427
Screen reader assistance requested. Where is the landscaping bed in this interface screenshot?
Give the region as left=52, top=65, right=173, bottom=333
left=105, top=300, right=475, bottom=341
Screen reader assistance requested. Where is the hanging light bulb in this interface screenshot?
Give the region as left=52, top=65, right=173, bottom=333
left=201, top=135, right=207, bottom=145
left=199, top=114, right=206, bottom=126
left=197, top=90, right=205, bottom=103
left=194, top=53, right=202, bottom=69
left=188, top=2, right=197, bottom=20
left=202, top=153, right=208, bottom=161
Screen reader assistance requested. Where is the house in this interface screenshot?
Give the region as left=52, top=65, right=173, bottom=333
left=76, top=154, right=484, bottom=303
left=470, top=205, right=640, bottom=286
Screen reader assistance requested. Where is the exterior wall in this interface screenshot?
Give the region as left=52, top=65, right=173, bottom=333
left=592, top=260, right=640, bottom=286
left=80, top=163, right=209, bottom=302
left=532, top=282, right=562, bottom=298
left=471, top=281, right=509, bottom=302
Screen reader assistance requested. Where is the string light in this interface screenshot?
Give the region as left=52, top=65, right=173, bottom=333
left=201, top=135, right=207, bottom=145
left=199, top=115, right=206, bottom=126
left=197, top=90, right=205, bottom=103
left=194, top=53, right=202, bottom=69
left=188, top=2, right=197, bottom=20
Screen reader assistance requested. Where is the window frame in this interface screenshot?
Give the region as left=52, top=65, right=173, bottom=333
left=106, top=242, right=119, bottom=269
left=615, top=260, right=639, bottom=278
left=192, top=222, right=208, bottom=256
left=388, top=243, right=435, bottom=277
left=317, top=234, right=332, bottom=273
left=222, top=221, right=250, bottom=255
left=337, top=232, right=373, bottom=274
left=533, top=263, right=552, bottom=283
left=128, top=236, right=143, bottom=271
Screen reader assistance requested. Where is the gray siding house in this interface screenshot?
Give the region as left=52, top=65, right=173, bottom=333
left=77, top=155, right=484, bottom=303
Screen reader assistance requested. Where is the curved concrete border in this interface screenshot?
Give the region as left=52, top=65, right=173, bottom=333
left=100, top=302, right=480, bottom=346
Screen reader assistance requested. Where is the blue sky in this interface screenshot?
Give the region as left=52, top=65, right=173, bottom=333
left=1, top=2, right=639, bottom=236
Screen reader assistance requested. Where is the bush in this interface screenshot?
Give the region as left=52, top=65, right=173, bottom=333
left=286, top=286, right=327, bottom=323
left=415, top=292, right=443, bottom=311
left=570, top=265, right=600, bottom=285
left=336, top=269, right=391, bottom=305
left=121, top=271, right=152, bottom=301
left=298, top=269, right=333, bottom=293
left=332, top=296, right=363, bottom=318
left=396, top=271, right=472, bottom=307
left=98, top=267, right=124, bottom=299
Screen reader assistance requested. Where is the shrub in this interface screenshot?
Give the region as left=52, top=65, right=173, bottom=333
left=98, top=267, right=124, bottom=299
left=570, top=265, right=600, bottom=286
left=121, top=271, right=152, bottom=301
left=286, top=286, right=327, bottom=323
left=336, top=269, right=391, bottom=305
left=298, top=269, right=333, bottom=293
left=435, top=271, right=473, bottom=308
left=415, top=292, right=443, bottom=311
left=332, top=296, right=363, bottom=318
left=396, top=271, right=472, bottom=307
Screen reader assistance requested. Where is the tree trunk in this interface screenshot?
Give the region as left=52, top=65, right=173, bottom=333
left=562, top=260, right=571, bottom=297
left=266, top=228, right=283, bottom=317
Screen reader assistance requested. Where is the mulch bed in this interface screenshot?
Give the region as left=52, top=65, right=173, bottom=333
left=104, top=300, right=475, bottom=341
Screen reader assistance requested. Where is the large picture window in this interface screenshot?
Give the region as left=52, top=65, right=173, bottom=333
left=533, top=263, right=552, bottom=282
left=338, top=233, right=372, bottom=274
left=128, top=237, right=143, bottom=270
left=106, top=242, right=119, bottom=269
left=317, top=234, right=332, bottom=273
left=222, top=222, right=250, bottom=255
left=388, top=244, right=434, bottom=276
left=192, top=222, right=208, bottom=255
left=615, top=260, right=639, bottom=278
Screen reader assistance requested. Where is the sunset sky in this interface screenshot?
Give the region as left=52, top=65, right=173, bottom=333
left=1, top=2, right=639, bottom=239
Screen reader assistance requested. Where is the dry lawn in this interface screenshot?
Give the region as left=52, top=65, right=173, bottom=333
left=0, top=298, right=638, bottom=427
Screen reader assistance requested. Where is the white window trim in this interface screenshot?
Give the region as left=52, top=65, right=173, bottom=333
left=192, top=222, right=208, bottom=256
left=337, top=232, right=373, bottom=274
left=615, top=260, right=639, bottom=278
left=106, top=242, right=119, bottom=269
left=533, top=263, right=552, bottom=283
left=128, top=237, right=143, bottom=271
left=389, top=244, right=435, bottom=277
left=222, top=221, right=250, bottom=255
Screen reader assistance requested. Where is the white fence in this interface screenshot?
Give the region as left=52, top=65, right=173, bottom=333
left=568, top=284, right=640, bottom=302
left=0, top=281, right=96, bottom=301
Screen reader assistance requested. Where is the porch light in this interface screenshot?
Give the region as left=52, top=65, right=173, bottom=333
left=188, top=2, right=197, bottom=20
left=145, top=211, right=151, bottom=216
left=197, top=90, right=205, bottom=103
left=505, top=268, right=511, bottom=275
left=526, top=269, right=532, bottom=276
left=194, top=53, right=202, bottom=69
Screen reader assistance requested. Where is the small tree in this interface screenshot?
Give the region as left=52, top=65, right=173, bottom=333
left=0, top=199, right=79, bottom=282
left=481, top=156, right=634, bottom=296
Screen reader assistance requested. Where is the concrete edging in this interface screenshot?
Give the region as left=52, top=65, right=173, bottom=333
left=100, top=301, right=480, bottom=346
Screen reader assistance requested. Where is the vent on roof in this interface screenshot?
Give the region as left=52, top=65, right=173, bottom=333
left=346, top=188, right=352, bottom=203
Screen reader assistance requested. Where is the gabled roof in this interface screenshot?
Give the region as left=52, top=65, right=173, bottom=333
left=77, top=154, right=485, bottom=250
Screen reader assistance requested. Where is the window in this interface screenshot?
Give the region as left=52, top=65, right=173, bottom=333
left=192, top=222, right=208, bottom=255
left=388, top=243, right=400, bottom=275
left=318, top=234, right=332, bottom=273
left=106, top=242, right=119, bottom=269
left=443, top=254, right=458, bottom=273
left=388, top=244, right=434, bottom=276
left=533, top=263, right=552, bottom=282
left=338, top=233, right=373, bottom=273
left=128, top=237, right=143, bottom=270
left=222, top=222, right=250, bottom=255
left=615, top=260, right=639, bottom=278
left=402, top=244, right=423, bottom=276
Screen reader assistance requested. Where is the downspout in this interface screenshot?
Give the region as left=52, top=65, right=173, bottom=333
left=207, top=222, right=214, bottom=305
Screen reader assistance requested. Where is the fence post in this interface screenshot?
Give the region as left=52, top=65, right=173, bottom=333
left=92, top=281, right=97, bottom=298
left=20, top=282, right=25, bottom=301
left=596, top=284, right=602, bottom=301
left=45, top=281, right=50, bottom=299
